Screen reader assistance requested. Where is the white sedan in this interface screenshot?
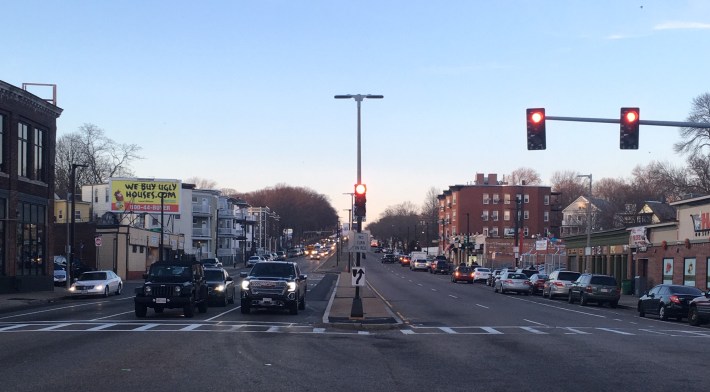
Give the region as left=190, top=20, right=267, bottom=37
left=68, top=270, right=123, bottom=297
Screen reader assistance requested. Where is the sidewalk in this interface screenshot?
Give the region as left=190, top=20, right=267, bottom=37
left=0, top=286, right=69, bottom=314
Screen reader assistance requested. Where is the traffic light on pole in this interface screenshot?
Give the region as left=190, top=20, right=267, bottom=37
left=354, top=183, right=366, bottom=218
left=526, top=108, right=546, bottom=150
left=620, top=107, right=639, bottom=150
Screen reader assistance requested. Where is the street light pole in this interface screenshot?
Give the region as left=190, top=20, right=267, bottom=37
left=335, top=93, right=383, bottom=318
left=577, top=174, right=593, bottom=271
left=68, top=163, right=88, bottom=288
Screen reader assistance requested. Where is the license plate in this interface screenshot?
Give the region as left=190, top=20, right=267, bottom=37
left=156, top=298, right=167, bottom=304
left=81, top=290, right=88, bottom=294
left=261, top=298, right=272, bottom=304
left=601, top=288, right=609, bottom=293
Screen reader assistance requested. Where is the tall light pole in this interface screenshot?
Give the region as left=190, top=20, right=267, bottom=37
left=68, top=163, right=87, bottom=288
left=577, top=174, right=592, bottom=271
left=335, top=93, right=383, bottom=318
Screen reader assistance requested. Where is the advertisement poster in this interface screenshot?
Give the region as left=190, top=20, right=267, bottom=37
left=109, top=178, right=181, bottom=214
left=662, top=258, right=673, bottom=285
left=684, top=258, right=696, bottom=287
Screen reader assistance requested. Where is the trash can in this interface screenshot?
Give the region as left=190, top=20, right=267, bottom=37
left=621, top=279, right=632, bottom=295
left=634, top=276, right=647, bottom=297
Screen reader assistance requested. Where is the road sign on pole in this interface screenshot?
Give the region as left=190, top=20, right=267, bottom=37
left=348, top=231, right=370, bottom=253
left=94, top=235, right=102, bottom=247
left=351, top=267, right=365, bottom=287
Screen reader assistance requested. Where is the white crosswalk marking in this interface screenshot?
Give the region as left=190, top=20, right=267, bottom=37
left=520, top=326, right=547, bottom=334
left=561, top=327, right=591, bottom=335
left=38, top=323, right=71, bottom=331
left=481, top=327, right=503, bottom=335
left=439, top=327, right=457, bottom=334
left=596, top=328, right=634, bottom=335
left=133, top=323, right=159, bottom=331
left=180, top=324, right=203, bottom=331
left=0, top=324, right=29, bottom=331
left=87, top=323, right=118, bottom=331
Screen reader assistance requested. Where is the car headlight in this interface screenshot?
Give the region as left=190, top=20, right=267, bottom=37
left=68, top=286, right=76, bottom=292
left=214, top=284, right=225, bottom=292
left=144, top=286, right=152, bottom=295
left=287, top=282, right=297, bottom=292
left=95, top=285, right=105, bottom=291
left=241, top=280, right=250, bottom=290
left=174, top=286, right=182, bottom=295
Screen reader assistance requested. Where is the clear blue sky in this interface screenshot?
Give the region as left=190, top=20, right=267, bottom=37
left=3, top=1, right=708, bottom=224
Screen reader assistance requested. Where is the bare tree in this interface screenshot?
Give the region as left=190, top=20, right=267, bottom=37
left=185, top=177, right=218, bottom=190
left=55, top=123, right=142, bottom=196
left=420, top=186, right=440, bottom=246
left=507, top=167, right=542, bottom=185
left=549, top=170, right=589, bottom=209
left=674, top=92, right=710, bottom=159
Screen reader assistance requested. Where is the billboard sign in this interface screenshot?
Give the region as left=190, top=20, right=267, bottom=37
left=109, top=178, right=181, bottom=214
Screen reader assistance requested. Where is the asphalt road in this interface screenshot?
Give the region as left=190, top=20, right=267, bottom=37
left=1, top=251, right=709, bottom=391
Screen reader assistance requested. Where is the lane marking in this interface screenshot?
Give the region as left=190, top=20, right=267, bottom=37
left=439, top=327, right=457, bottom=334
left=639, top=329, right=674, bottom=336
left=133, top=323, right=159, bottom=331
left=597, top=328, right=634, bottom=335
left=520, top=326, right=547, bottom=334
left=267, top=326, right=280, bottom=333
left=0, top=301, right=111, bottom=320
left=0, top=324, right=29, bottom=331
left=313, top=328, right=326, bottom=333
left=481, top=327, right=503, bottom=334
left=449, top=295, right=458, bottom=299
left=358, top=331, right=370, bottom=335
left=508, top=297, right=607, bottom=318
left=179, top=324, right=203, bottom=331
left=38, top=323, right=71, bottom=331
left=205, top=306, right=241, bottom=321
left=91, top=311, right=134, bottom=320
left=523, top=319, right=546, bottom=326
left=431, top=289, right=437, bottom=292
left=417, top=283, right=423, bottom=287
left=476, top=304, right=489, bottom=309
left=560, top=327, right=591, bottom=334
left=87, top=323, right=118, bottom=331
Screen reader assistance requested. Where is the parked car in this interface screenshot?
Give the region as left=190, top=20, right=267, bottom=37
left=542, top=270, right=581, bottom=299
left=68, top=270, right=123, bottom=297
left=410, top=258, right=429, bottom=271
left=53, top=262, right=67, bottom=286
left=200, top=258, right=222, bottom=268
left=527, top=273, right=548, bottom=295
left=204, top=267, right=236, bottom=306
left=567, top=274, right=620, bottom=307
left=471, top=267, right=491, bottom=283
left=451, top=266, right=474, bottom=283
left=688, top=291, right=710, bottom=326
left=430, top=259, right=451, bottom=274
left=494, top=271, right=531, bottom=295
left=487, top=269, right=502, bottom=287
left=275, top=251, right=287, bottom=261
left=638, top=284, right=704, bottom=321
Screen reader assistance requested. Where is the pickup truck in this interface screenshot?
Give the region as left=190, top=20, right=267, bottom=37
left=239, top=261, right=307, bottom=315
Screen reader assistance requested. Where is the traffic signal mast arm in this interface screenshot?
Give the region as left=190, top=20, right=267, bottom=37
left=545, top=115, right=710, bottom=128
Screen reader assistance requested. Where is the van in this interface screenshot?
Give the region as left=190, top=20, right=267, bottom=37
left=542, top=270, right=581, bottom=299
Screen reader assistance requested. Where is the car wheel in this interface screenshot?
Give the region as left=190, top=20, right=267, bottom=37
left=221, top=293, right=228, bottom=307
left=494, top=284, right=498, bottom=293
left=580, top=293, right=588, bottom=306
left=568, top=292, right=574, bottom=304
left=298, top=292, right=306, bottom=310
left=689, top=307, right=700, bottom=326
left=289, top=301, right=298, bottom=315
left=135, top=304, right=147, bottom=318
left=103, top=286, right=110, bottom=298
left=659, top=305, right=668, bottom=321
left=115, top=283, right=122, bottom=295
left=184, top=301, right=195, bottom=318
left=638, top=302, right=645, bottom=317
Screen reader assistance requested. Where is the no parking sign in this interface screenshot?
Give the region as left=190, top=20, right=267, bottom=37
left=95, top=235, right=102, bottom=247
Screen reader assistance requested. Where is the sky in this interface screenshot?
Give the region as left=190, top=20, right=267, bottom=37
left=3, top=0, right=709, bottom=225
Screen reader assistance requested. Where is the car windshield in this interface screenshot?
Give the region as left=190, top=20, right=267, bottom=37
left=457, top=267, right=471, bottom=273
left=149, top=265, right=192, bottom=280
left=78, top=272, right=106, bottom=281
left=476, top=268, right=490, bottom=272
left=204, top=270, right=224, bottom=281
left=250, top=263, right=295, bottom=277
left=535, top=275, right=549, bottom=280
left=669, top=286, right=703, bottom=295
left=508, top=273, right=527, bottom=279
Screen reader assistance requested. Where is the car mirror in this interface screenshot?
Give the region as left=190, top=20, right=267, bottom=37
left=239, top=272, right=248, bottom=278
left=300, top=274, right=307, bottom=280
left=226, top=276, right=233, bottom=281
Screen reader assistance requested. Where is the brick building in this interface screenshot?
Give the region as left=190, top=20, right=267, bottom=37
left=0, top=81, right=62, bottom=293
left=438, top=173, right=562, bottom=266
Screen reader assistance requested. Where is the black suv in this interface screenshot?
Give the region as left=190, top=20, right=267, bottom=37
left=239, top=261, right=307, bottom=315
left=568, top=273, right=620, bottom=307
left=134, top=261, right=209, bottom=318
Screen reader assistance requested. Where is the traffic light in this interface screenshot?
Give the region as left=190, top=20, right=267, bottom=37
left=526, top=108, right=546, bottom=150
left=620, top=107, right=640, bottom=149
left=354, top=183, right=366, bottom=217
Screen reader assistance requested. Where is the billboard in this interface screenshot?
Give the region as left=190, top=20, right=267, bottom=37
left=109, top=178, right=181, bottom=214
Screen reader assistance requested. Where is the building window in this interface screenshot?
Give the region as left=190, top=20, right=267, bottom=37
left=105, top=188, right=110, bottom=202
left=94, top=189, right=99, bottom=203
left=544, top=195, right=550, bottom=205
left=452, top=195, right=456, bottom=205
left=482, top=227, right=489, bottom=236
left=482, top=210, right=489, bottom=221
left=504, top=194, right=511, bottom=205
left=492, top=211, right=499, bottom=221
left=133, top=245, right=138, bottom=253
left=504, top=211, right=510, bottom=221
left=490, top=227, right=499, bottom=237
left=663, top=258, right=673, bottom=285
left=33, top=128, right=45, bottom=181
left=516, top=194, right=522, bottom=204
left=0, top=199, right=5, bottom=275
left=483, top=194, right=489, bottom=204
left=524, top=227, right=529, bottom=236
left=492, top=194, right=499, bottom=204
left=0, top=113, right=4, bottom=172
left=544, top=211, right=549, bottom=222
left=17, top=123, right=29, bottom=177
left=684, top=258, right=696, bottom=286
left=15, top=201, right=46, bottom=276
left=524, top=194, right=530, bottom=203
left=524, top=210, right=529, bottom=220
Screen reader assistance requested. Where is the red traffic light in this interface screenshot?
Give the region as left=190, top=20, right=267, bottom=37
left=355, top=183, right=366, bottom=195
left=620, top=107, right=640, bottom=149
left=624, top=110, right=638, bottom=124
left=530, top=111, right=544, bottom=124
left=526, top=108, right=546, bottom=150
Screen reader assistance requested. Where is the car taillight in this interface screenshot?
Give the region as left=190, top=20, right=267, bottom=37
left=470, top=273, right=475, bottom=278
left=504, top=279, right=513, bottom=284
left=670, top=295, right=681, bottom=304
left=585, top=285, right=593, bottom=293
left=455, top=272, right=460, bottom=276
left=525, top=280, right=532, bottom=286
left=554, top=282, right=565, bottom=287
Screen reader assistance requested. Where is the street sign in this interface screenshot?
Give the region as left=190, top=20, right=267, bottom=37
left=351, top=267, right=365, bottom=287
left=348, top=231, right=370, bottom=253
left=94, top=235, right=102, bottom=247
